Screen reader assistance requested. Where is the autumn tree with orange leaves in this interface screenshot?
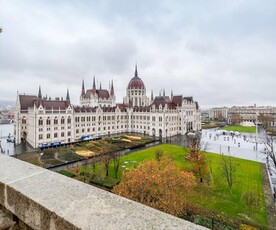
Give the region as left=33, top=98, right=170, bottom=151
left=113, top=157, right=196, bottom=216
left=187, top=133, right=209, bottom=183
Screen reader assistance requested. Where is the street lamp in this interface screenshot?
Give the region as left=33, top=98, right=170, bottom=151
left=256, top=112, right=259, bottom=152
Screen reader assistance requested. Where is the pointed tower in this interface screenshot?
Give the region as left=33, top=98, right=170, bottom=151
left=110, top=80, right=115, bottom=96
left=66, top=89, right=70, bottom=101
left=81, top=79, right=85, bottom=96
left=134, top=63, right=138, bottom=77
left=171, top=89, right=173, bottom=99
left=92, top=76, right=96, bottom=94
left=66, top=89, right=71, bottom=107
left=151, top=90, right=154, bottom=101
left=99, top=82, right=102, bottom=90
left=163, top=88, right=165, bottom=97
left=38, top=86, right=42, bottom=99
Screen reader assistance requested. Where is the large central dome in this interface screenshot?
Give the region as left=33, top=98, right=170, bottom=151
left=127, top=66, right=145, bottom=90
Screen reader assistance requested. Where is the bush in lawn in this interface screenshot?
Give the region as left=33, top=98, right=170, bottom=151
left=58, top=170, right=75, bottom=178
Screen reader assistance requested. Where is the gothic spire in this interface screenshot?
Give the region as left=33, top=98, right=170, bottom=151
left=81, top=79, right=85, bottom=96
left=92, top=76, right=96, bottom=94
left=134, top=64, right=138, bottom=77
left=93, top=76, right=96, bottom=88
left=100, top=82, right=102, bottom=90
left=171, top=89, right=173, bottom=99
left=38, top=86, right=42, bottom=99
left=163, top=88, right=165, bottom=97
left=66, top=89, right=70, bottom=101
left=110, top=79, right=115, bottom=96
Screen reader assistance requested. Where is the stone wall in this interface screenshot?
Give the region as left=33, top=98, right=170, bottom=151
left=0, top=154, right=207, bottom=230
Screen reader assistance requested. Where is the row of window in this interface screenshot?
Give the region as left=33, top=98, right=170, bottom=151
left=76, top=125, right=128, bottom=133
left=39, top=131, right=71, bottom=140
left=75, top=115, right=128, bottom=123
left=38, top=117, right=72, bottom=126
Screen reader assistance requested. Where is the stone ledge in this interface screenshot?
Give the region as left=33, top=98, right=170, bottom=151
left=0, top=154, right=207, bottom=230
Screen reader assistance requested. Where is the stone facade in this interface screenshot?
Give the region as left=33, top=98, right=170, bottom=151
left=14, top=67, right=201, bottom=148
left=208, top=107, right=228, bottom=121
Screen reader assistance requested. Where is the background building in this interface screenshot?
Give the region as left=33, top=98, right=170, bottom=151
left=208, top=107, right=228, bottom=121
left=209, top=105, right=276, bottom=127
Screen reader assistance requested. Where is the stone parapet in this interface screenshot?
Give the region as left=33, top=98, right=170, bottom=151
left=0, top=154, right=207, bottom=230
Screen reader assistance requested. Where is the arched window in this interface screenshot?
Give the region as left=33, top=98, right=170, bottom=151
left=67, top=117, right=71, bottom=124
left=61, top=117, right=65, bottom=124
left=22, top=116, right=26, bottom=124
left=54, top=117, right=58, bottom=125
left=46, top=117, right=51, bottom=125
left=38, top=117, right=43, bottom=126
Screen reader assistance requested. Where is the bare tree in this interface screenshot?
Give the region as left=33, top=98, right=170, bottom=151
left=102, top=153, right=112, bottom=177
left=220, top=154, right=236, bottom=192
left=258, top=113, right=273, bottom=129
left=113, top=154, right=121, bottom=179
left=155, top=148, right=164, bottom=161
left=242, top=191, right=260, bottom=217
left=263, top=134, right=276, bottom=174
left=230, top=113, right=243, bottom=125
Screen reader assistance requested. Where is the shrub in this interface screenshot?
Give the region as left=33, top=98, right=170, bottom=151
left=58, top=170, right=75, bottom=178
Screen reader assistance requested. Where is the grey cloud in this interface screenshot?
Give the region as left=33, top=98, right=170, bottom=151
left=0, top=0, right=276, bottom=109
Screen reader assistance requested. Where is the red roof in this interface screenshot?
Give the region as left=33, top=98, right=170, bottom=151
left=127, top=76, right=145, bottom=90
left=83, top=89, right=110, bottom=99
left=97, top=89, right=110, bottom=99
left=172, top=96, right=183, bottom=106
left=151, top=96, right=176, bottom=109
left=38, top=100, right=70, bottom=110
left=19, top=95, right=71, bottom=110
left=19, top=95, right=37, bottom=110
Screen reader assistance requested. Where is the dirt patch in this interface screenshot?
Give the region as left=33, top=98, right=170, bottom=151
left=261, top=164, right=276, bottom=230
left=125, top=135, right=141, bottom=140
left=75, top=150, right=96, bottom=157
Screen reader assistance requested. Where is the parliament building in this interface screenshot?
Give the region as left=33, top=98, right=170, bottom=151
left=14, top=66, right=201, bottom=148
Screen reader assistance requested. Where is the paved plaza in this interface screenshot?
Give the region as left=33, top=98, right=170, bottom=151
left=201, top=128, right=268, bottom=163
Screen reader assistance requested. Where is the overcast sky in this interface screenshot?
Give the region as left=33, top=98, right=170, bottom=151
left=0, top=0, right=276, bottom=109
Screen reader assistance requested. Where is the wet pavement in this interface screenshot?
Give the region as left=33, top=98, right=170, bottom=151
left=201, top=128, right=269, bottom=162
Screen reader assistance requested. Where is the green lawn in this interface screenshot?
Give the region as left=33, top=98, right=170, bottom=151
left=222, top=125, right=256, bottom=133
left=69, top=144, right=267, bottom=228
